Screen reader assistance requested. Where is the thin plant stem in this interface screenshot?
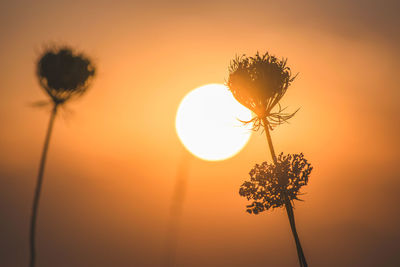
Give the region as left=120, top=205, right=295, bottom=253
left=284, top=196, right=307, bottom=267
left=263, top=122, right=277, bottom=163
left=29, top=104, right=58, bottom=267
left=262, top=118, right=307, bottom=267
left=164, top=151, right=191, bottom=267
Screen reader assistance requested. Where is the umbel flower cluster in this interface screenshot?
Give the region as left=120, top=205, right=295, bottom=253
left=239, top=153, right=312, bottom=214
left=37, top=47, right=96, bottom=105
left=228, top=52, right=297, bottom=130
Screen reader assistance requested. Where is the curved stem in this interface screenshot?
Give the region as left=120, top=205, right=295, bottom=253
left=29, top=104, right=58, bottom=267
left=262, top=118, right=307, bottom=267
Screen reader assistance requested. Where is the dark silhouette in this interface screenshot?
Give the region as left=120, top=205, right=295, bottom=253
left=228, top=52, right=298, bottom=131
left=228, top=52, right=311, bottom=267
left=164, top=151, right=191, bottom=267
left=239, top=153, right=312, bottom=267
left=239, top=153, right=312, bottom=214
left=30, top=46, right=95, bottom=267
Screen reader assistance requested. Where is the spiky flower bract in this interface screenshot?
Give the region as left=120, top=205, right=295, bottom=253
left=227, top=52, right=297, bottom=130
left=239, top=153, right=312, bottom=214
left=37, top=46, right=95, bottom=105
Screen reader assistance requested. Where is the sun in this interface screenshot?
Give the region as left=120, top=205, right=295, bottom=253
left=175, top=84, right=252, bottom=161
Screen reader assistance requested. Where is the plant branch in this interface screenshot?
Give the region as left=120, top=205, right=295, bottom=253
left=29, top=104, right=58, bottom=267
left=262, top=118, right=307, bottom=267
left=284, top=196, right=308, bottom=267
left=263, top=120, right=277, bottom=164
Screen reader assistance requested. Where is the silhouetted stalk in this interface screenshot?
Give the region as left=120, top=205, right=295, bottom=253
left=164, top=152, right=191, bottom=267
left=263, top=121, right=277, bottom=163
left=284, top=196, right=307, bottom=267
left=29, top=46, right=95, bottom=266
left=29, top=104, right=58, bottom=267
left=262, top=118, right=307, bottom=267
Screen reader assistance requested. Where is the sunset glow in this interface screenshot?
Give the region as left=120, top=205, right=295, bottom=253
left=175, top=84, right=252, bottom=161
left=1, top=0, right=399, bottom=266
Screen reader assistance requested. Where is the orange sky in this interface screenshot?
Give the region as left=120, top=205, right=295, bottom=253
left=0, top=0, right=399, bottom=266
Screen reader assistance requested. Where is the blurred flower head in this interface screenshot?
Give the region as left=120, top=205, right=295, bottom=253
left=239, top=153, right=312, bottom=214
left=227, top=52, right=297, bottom=130
left=37, top=46, right=96, bottom=105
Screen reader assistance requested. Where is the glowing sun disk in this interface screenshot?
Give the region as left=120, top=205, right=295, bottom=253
left=175, top=84, right=252, bottom=161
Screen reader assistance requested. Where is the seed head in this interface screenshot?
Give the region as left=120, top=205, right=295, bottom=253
left=37, top=46, right=96, bottom=105
left=239, top=153, right=312, bottom=214
left=227, top=52, right=297, bottom=130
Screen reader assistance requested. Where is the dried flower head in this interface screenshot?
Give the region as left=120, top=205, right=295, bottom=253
left=239, top=153, right=312, bottom=214
left=227, top=52, right=297, bottom=130
left=37, top=46, right=96, bottom=105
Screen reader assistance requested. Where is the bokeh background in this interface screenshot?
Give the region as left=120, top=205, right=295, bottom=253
left=1, top=0, right=399, bottom=266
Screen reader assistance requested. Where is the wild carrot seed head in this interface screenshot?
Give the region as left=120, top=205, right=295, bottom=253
left=227, top=52, right=297, bottom=130
left=239, top=153, right=312, bottom=214
left=37, top=46, right=96, bottom=105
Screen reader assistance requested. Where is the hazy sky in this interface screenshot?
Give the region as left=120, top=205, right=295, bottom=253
left=0, top=0, right=399, bottom=266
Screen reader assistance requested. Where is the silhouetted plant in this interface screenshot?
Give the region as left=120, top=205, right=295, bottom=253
left=239, top=153, right=312, bottom=214
left=29, top=46, right=95, bottom=267
left=228, top=52, right=311, bottom=267
left=228, top=52, right=298, bottom=131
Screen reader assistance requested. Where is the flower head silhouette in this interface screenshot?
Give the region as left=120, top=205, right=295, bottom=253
left=239, top=153, right=312, bottom=214
left=29, top=46, right=95, bottom=267
left=227, top=52, right=297, bottom=130
left=37, top=47, right=95, bottom=105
